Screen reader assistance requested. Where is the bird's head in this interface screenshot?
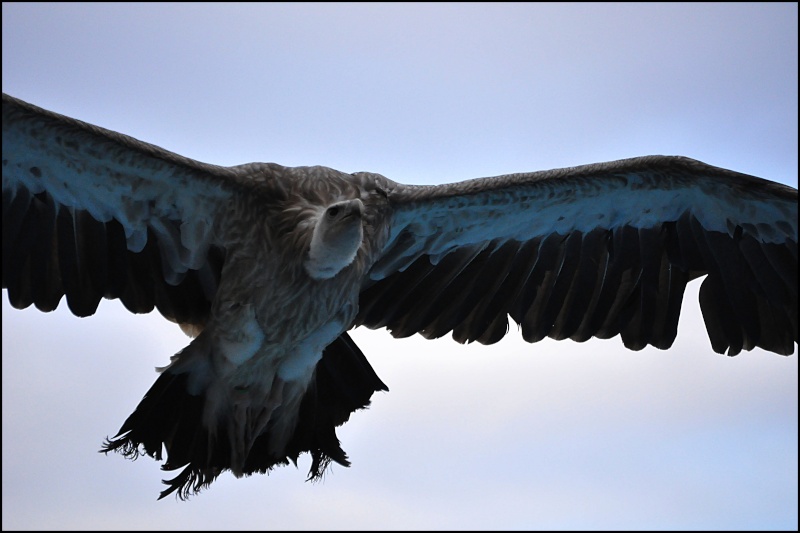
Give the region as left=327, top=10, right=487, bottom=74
left=304, top=198, right=365, bottom=279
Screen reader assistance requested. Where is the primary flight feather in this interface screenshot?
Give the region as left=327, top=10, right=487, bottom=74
left=2, top=93, right=797, bottom=499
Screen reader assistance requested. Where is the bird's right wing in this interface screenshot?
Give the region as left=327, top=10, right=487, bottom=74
left=2, top=93, right=250, bottom=327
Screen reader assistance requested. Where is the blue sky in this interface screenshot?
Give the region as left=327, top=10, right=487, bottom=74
left=2, top=3, right=797, bottom=530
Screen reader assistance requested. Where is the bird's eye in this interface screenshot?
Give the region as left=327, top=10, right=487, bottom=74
left=327, top=206, right=340, bottom=218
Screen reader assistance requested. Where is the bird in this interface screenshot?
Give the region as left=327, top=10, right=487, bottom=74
left=2, top=93, right=797, bottom=500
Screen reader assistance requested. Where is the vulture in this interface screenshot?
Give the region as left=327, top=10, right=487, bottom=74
left=2, top=93, right=797, bottom=500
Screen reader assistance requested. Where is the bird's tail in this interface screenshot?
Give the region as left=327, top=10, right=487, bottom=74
left=100, top=332, right=388, bottom=500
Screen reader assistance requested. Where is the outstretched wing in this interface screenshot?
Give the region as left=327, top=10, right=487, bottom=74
left=2, top=93, right=244, bottom=327
left=357, top=156, right=798, bottom=355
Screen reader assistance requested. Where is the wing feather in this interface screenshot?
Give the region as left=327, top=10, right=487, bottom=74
left=553, top=227, right=608, bottom=342
left=358, top=156, right=798, bottom=355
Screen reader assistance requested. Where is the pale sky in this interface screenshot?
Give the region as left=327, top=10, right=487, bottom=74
left=2, top=3, right=797, bottom=530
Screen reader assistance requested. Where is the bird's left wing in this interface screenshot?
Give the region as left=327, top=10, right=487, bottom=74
left=2, top=93, right=246, bottom=327
left=356, top=156, right=798, bottom=355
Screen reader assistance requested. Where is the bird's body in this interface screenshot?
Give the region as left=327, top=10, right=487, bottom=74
left=149, top=167, right=394, bottom=487
left=2, top=93, right=797, bottom=498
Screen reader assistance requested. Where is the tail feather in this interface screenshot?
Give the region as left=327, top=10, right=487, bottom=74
left=100, top=331, right=387, bottom=500
left=280, top=332, right=390, bottom=477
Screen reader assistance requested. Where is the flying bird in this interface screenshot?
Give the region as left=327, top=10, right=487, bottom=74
left=3, top=93, right=797, bottom=500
